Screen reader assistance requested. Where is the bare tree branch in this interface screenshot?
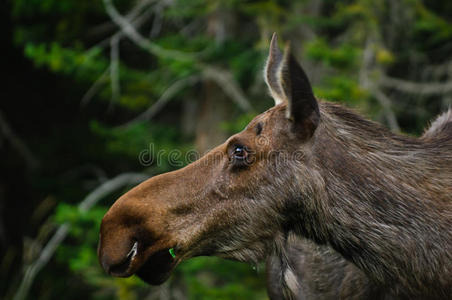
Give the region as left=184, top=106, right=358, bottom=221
left=424, top=59, right=452, bottom=78
left=90, top=0, right=157, bottom=50
left=380, top=75, right=452, bottom=96
left=121, top=75, right=200, bottom=127
left=149, top=1, right=166, bottom=38
left=102, top=0, right=253, bottom=113
left=358, top=38, right=374, bottom=89
left=13, top=224, right=70, bottom=300
left=202, top=66, right=253, bottom=112
left=13, top=173, right=149, bottom=300
left=110, top=35, right=121, bottom=105
left=103, top=0, right=194, bottom=62
left=359, top=38, right=400, bottom=132
left=81, top=66, right=110, bottom=106
left=78, top=173, right=148, bottom=211
left=0, top=110, right=39, bottom=169
left=372, top=87, right=401, bottom=132
left=124, top=0, right=157, bottom=20
left=82, top=1, right=156, bottom=107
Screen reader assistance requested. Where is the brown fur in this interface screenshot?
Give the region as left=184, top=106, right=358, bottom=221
left=266, top=234, right=393, bottom=300
left=98, top=35, right=452, bottom=299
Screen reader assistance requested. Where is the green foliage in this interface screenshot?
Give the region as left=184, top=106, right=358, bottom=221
left=90, top=121, right=156, bottom=158
left=12, top=0, right=103, bottom=16
left=90, top=121, right=192, bottom=172
left=315, top=76, right=368, bottom=105
left=6, top=0, right=452, bottom=299
left=54, top=203, right=108, bottom=280
left=221, top=113, right=258, bottom=134
left=55, top=203, right=107, bottom=231
left=240, top=1, right=285, bottom=18
left=177, top=257, right=267, bottom=300
left=24, top=43, right=107, bottom=79
left=414, top=3, right=452, bottom=45
left=305, top=38, right=360, bottom=69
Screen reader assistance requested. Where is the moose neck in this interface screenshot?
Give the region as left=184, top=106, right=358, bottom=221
left=290, top=102, right=451, bottom=296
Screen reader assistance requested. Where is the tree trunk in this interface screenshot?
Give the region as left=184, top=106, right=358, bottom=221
left=195, top=8, right=234, bottom=153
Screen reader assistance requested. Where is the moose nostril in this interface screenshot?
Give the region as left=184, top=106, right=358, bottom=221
left=102, top=241, right=139, bottom=277
left=127, top=241, right=138, bottom=260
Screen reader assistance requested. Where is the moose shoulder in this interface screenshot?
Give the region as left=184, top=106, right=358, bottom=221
left=98, top=34, right=452, bottom=300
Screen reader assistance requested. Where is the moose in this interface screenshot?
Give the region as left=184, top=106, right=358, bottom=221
left=98, top=34, right=452, bottom=299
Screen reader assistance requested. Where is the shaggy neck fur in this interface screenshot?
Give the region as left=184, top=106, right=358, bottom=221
left=289, top=102, right=452, bottom=299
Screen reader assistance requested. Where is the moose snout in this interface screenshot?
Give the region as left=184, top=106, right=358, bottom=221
left=98, top=170, right=190, bottom=281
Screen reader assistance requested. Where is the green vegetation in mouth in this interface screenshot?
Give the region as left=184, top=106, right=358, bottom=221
left=169, top=248, right=176, bottom=258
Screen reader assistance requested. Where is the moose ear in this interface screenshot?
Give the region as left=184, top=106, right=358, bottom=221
left=280, top=41, right=319, bottom=137
left=264, top=33, right=285, bottom=105
left=279, top=43, right=320, bottom=130
left=265, top=34, right=320, bottom=138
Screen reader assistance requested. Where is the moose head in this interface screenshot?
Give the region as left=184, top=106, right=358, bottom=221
left=98, top=34, right=321, bottom=285
left=98, top=34, right=452, bottom=299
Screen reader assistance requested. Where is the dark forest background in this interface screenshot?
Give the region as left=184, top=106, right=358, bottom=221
left=1, top=0, right=452, bottom=299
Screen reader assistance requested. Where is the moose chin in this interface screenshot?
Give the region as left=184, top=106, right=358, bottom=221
left=98, top=34, right=452, bottom=300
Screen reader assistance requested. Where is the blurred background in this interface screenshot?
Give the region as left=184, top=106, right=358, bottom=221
left=2, top=0, right=452, bottom=299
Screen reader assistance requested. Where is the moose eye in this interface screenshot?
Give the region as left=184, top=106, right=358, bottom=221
left=230, top=144, right=253, bottom=168
left=233, top=145, right=247, bottom=160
